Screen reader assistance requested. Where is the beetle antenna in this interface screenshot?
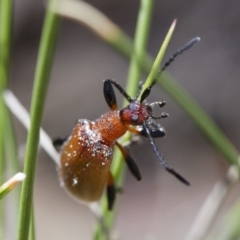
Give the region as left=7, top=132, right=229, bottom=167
left=143, top=122, right=190, bottom=185
left=140, top=37, right=200, bottom=102
left=104, top=79, right=133, bottom=104
left=160, top=37, right=201, bottom=72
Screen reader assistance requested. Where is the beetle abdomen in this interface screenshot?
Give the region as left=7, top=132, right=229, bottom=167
left=59, top=119, right=113, bottom=202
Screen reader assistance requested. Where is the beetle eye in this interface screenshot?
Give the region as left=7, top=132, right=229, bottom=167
left=131, top=114, right=138, bottom=122
left=129, top=103, right=138, bottom=110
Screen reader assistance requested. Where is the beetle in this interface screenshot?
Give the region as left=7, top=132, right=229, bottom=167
left=53, top=37, right=200, bottom=210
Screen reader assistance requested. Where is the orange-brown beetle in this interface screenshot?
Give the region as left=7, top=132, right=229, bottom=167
left=53, top=37, right=200, bottom=210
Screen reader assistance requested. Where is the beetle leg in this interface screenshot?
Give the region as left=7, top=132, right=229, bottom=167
left=138, top=120, right=166, bottom=138
left=52, top=136, right=68, bottom=152
left=103, top=79, right=133, bottom=111
left=143, top=122, right=190, bottom=186
left=107, top=172, right=116, bottom=210
left=139, top=128, right=165, bottom=138
left=115, top=142, right=142, bottom=181
left=124, top=123, right=165, bottom=146
left=127, top=121, right=166, bottom=138
left=103, top=79, right=118, bottom=110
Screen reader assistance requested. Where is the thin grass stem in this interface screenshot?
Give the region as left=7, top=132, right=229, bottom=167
left=17, top=3, right=61, bottom=239
left=0, top=0, right=13, bottom=238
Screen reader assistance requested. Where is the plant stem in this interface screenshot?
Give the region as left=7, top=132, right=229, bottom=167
left=0, top=112, right=5, bottom=240
left=0, top=0, right=13, bottom=178
left=125, top=0, right=154, bottom=96
left=17, top=3, right=61, bottom=240
left=0, top=0, right=12, bottom=88
left=0, top=0, right=13, bottom=238
left=93, top=1, right=154, bottom=239
left=28, top=206, right=35, bottom=240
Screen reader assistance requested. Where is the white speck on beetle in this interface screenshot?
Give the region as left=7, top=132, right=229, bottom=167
left=72, top=178, right=78, bottom=186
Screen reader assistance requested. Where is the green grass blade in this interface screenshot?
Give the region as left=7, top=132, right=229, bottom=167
left=28, top=206, right=35, bottom=240
left=0, top=0, right=12, bottom=88
left=125, top=0, right=154, bottom=98
left=0, top=0, right=14, bottom=238
left=0, top=0, right=13, bottom=183
left=17, top=4, right=61, bottom=240
left=139, top=19, right=176, bottom=99
left=0, top=0, right=20, bottom=205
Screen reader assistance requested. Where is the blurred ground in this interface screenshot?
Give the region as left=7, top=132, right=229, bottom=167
left=5, top=0, right=240, bottom=239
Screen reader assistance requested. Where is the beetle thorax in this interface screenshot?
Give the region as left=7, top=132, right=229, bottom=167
left=94, top=111, right=128, bottom=143
left=119, top=101, right=151, bottom=126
